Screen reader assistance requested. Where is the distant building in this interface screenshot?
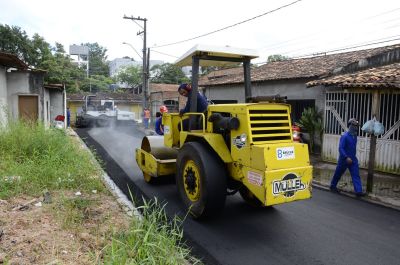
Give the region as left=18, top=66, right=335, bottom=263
left=69, top=44, right=89, bottom=75
left=109, top=57, right=141, bottom=77
left=109, top=58, right=164, bottom=89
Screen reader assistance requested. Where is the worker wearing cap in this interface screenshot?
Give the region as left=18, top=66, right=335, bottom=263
left=178, top=83, right=208, bottom=115
left=155, top=105, right=168, bottom=135
left=330, top=118, right=365, bottom=196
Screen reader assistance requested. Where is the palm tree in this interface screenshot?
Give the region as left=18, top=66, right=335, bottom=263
left=296, top=107, right=323, bottom=153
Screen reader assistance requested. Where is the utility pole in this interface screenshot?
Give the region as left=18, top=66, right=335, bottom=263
left=123, top=15, right=148, bottom=109
left=366, top=90, right=380, bottom=193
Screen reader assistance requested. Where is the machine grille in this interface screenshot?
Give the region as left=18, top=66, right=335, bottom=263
left=249, top=108, right=292, bottom=144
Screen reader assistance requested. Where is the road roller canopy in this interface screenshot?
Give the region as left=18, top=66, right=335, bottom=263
left=174, top=44, right=259, bottom=67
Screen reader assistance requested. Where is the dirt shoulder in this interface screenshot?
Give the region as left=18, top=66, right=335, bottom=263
left=0, top=190, right=130, bottom=264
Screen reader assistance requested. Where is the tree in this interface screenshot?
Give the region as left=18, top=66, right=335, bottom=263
left=81, top=42, right=110, bottom=77
left=116, top=65, right=142, bottom=88
left=0, top=24, right=36, bottom=65
left=44, top=50, right=86, bottom=92
left=296, top=107, right=323, bottom=153
left=80, top=75, right=115, bottom=92
left=201, top=64, right=243, bottom=76
left=0, top=24, right=114, bottom=93
left=267, top=54, right=289, bottom=62
left=150, top=63, right=189, bottom=84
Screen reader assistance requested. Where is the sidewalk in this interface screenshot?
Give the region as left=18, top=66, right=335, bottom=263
left=311, top=154, right=400, bottom=210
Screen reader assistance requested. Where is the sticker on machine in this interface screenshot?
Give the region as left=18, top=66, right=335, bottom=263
left=164, top=125, right=170, bottom=134
left=276, top=146, right=295, bottom=160
left=247, top=171, right=263, bottom=186
left=272, top=173, right=306, bottom=197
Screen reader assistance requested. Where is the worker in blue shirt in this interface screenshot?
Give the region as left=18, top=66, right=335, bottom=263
left=66, top=107, right=71, bottom=127
left=178, top=83, right=208, bottom=115
left=330, top=118, right=365, bottom=197
left=155, top=105, right=168, bottom=135
left=178, top=83, right=208, bottom=131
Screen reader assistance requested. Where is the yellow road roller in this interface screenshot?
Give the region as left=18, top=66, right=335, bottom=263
left=135, top=45, right=312, bottom=219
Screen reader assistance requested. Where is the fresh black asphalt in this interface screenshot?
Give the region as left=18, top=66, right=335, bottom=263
left=75, top=124, right=400, bottom=265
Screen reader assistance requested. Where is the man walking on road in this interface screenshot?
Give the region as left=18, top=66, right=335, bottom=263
left=330, top=118, right=365, bottom=197
left=143, top=108, right=150, bottom=129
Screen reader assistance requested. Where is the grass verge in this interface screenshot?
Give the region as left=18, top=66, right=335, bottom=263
left=0, top=120, right=200, bottom=264
left=0, top=120, right=104, bottom=199
left=103, top=199, right=201, bottom=265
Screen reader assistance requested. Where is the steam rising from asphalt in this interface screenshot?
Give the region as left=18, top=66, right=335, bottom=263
left=87, top=122, right=145, bottom=175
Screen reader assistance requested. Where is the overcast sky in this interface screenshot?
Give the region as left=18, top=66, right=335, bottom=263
left=1, top=0, right=399, bottom=65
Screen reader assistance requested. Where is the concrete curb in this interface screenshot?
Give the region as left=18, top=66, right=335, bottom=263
left=67, top=128, right=142, bottom=219
left=313, top=181, right=400, bottom=211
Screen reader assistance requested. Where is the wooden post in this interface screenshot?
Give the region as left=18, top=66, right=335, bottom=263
left=366, top=90, right=379, bottom=193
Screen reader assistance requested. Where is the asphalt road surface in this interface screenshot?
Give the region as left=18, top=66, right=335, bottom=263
left=75, top=124, right=400, bottom=265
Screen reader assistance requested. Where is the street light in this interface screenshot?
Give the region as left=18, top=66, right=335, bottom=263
left=122, top=42, right=142, bottom=61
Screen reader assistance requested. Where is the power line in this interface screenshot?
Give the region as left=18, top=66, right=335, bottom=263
left=151, top=49, right=179, bottom=59
left=149, top=0, right=303, bottom=49
left=253, top=36, right=400, bottom=65
left=364, top=7, right=400, bottom=20
left=258, top=7, right=400, bottom=54
left=291, top=36, right=400, bottom=59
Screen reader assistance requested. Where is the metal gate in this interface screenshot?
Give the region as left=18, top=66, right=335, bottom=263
left=323, top=91, right=400, bottom=175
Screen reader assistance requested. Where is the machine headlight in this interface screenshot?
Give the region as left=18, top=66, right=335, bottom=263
left=240, top=133, right=247, bottom=143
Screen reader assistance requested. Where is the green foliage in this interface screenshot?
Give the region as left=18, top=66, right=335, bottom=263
left=80, top=74, right=115, bottom=92
left=116, top=65, right=142, bottom=88
left=81, top=42, right=110, bottom=77
left=103, top=199, right=202, bottom=265
left=267, top=54, right=289, bottom=62
left=0, top=24, right=112, bottom=93
left=0, top=120, right=104, bottom=199
left=42, top=48, right=87, bottom=91
left=201, top=64, right=242, bottom=76
left=0, top=24, right=32, bottom=64
left=150, top=63, right=189, bottom=84
left=296, top=107, right=323, bottom=153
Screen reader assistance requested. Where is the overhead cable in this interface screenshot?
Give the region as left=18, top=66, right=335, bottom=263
left=149, top=0, right=303, bottom=49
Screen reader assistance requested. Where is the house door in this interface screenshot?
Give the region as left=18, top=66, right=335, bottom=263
left=19, top=95, right=38, bottom=122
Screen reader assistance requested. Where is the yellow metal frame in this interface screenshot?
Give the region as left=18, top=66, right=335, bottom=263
left=135, top=148, right=176, bottom=178
left=151, top=102, right=312, bottom=207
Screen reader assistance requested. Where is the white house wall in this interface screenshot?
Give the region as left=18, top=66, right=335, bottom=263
left=49, top=90, right=65, bottom=122
left=0, top=66, right=8, bottom=126
left=204, top=84, right=245, bottom=103
left=6, top=72, right=33, bottom=120
left=204, top=80, right=325, bottom=112
left=44, top=88, right=50, bottom=126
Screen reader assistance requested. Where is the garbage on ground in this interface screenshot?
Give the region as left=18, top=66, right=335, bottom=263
left=2, top=176, right=21, bottom=182
left=43, top=190, right=52, bottom=204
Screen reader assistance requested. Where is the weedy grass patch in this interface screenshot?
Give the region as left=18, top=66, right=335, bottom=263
left=0, top=121, right=201, bottom=264
left=0, top=120, right=104, bottom=199
left=103, top=199, right=202, bottom=265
